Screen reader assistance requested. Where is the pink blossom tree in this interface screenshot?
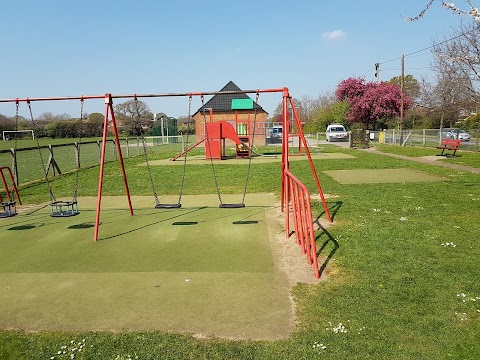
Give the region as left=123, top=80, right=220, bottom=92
left=336, top=77, right=411, bottom=129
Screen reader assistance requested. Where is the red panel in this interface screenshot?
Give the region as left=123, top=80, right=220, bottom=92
left=205, top=122, right=221, bottom=139
left=205, top=139, right=222, bottom=159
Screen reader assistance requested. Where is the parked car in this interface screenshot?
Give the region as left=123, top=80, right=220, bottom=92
left=326, top=124, right=348, bottom=142
left=271, top=126, right=282, bottom=140
left=441, top=128, right=470, bottom=141
left=266, top=125, right=282, bottom=143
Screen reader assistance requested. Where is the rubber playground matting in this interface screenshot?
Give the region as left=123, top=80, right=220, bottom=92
left=0, top=194, right=295, bottom=340
left=144, top=152, right=356, bottom=166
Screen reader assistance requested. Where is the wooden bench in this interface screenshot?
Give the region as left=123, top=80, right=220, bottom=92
left=436, top=139, right=462, bottom=156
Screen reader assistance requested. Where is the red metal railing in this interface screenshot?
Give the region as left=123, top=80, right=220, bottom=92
left=284, top=169, right=319, bottom=279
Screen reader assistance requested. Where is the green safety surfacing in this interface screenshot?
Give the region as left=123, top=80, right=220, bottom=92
left=0, top=194, right=295, bottom=339
left=144, top=152, right=356, bottom=166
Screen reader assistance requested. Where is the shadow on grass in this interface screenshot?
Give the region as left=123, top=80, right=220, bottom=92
left=315, top=227, right=339, bottom=278
left=313, top=205, right=341, bottom=278
left=312, top=200, right=343, bottom=223
left=327, top=201, right=343, bottom=221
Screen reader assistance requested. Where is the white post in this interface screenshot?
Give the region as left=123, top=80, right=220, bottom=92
left=161, top=117, right=165, bottom=145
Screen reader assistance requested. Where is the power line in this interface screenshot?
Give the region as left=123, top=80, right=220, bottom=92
left=369, top=26, right=478, bottom=73
left=360, top=66, right=375, bottom=78
left=382, top=66, right=433, bottom=71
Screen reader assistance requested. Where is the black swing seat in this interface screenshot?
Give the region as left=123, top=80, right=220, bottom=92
left=155, top=203, right=182, bottom=209
left=219, top=203, right=245, bottom=209
left=0, top=201, right=17, bottom=218
left=50, top=200, right=79, bottom=217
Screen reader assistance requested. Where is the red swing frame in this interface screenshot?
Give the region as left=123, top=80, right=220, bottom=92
left=1, top=88, right=332, bottom=277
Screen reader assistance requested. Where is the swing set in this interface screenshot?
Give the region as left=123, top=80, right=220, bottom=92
left=1, top=88, right=332, bottom=278
left=0, top=166, right=20, bottom=218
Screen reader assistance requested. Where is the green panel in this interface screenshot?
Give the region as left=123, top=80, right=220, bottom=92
left=231, top=98, right=253, bottom=110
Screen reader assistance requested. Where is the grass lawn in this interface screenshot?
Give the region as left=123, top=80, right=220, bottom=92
left=376, top=143, right=480, bottom=168
left=1, top=143, right=479, bottom=359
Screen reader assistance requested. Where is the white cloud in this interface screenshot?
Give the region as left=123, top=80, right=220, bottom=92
left=322, top=30, right=347, bottom=41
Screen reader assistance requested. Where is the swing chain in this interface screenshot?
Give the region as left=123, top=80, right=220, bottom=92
left=201, top=94, right=223, bottom=205
left=11, top=101, right=20, bottom=200
left=73, top=98, right=84, bottom=202
left=28, top=100, right=56, bottom=203
left=134, top=96, right=160, bottom=206
left=177, top=95, right=192, bottom=205
left=241, top=91, right=259, bottom=205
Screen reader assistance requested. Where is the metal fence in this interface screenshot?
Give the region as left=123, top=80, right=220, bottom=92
left=0, top=138, right=146, bottom=186
left=377, top=128, right=480, bottom=152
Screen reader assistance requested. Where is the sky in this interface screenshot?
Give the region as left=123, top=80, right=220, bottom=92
left=0, top=0, right=472, bottom=120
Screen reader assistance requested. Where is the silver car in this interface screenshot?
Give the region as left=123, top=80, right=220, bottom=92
left=326, top=124, right=348, bottom=142
left=441, top=128, right=470, bottom=141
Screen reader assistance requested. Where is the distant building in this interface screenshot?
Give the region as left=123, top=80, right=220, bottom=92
left=192, top=81, right=269, bottom=145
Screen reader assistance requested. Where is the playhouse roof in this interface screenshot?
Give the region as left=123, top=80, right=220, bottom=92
left=193, top=81, right=267, bottom=116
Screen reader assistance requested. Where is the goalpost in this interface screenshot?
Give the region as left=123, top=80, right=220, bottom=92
left=2, top=130, right=35, bottom=141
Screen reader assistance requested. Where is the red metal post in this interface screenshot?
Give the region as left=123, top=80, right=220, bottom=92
left=291, top=179, right=302, bottom=247
left=281, top=87, right=289, bottom=215
left=289, top=98, right=332, bottom=223
left=109, top=100, right=134, bottom=216
left=93, top=94, right=133, bottom=241
left=281, top=88, right=290, bottom=239
left=170, top=139, right=205, bottom=161
left=93, top=96, right=111, bottom=241
left=0, top=166, right=21, bottom=205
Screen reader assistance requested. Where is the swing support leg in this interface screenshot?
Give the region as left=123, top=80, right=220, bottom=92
left=94, top=94, right=134, bottom=241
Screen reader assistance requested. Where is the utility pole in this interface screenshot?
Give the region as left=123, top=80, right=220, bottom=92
left=375, top=63, right=380, bottom=82
left=399, top=54, right=405, bottom=145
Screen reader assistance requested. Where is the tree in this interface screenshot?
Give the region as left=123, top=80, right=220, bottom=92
left=271, top=97, right=304, bottom=123
left=406, top=1, right=480, bottom=22
left=299, top=92, right=336, bottom=125
left=432, top=21, right=480, bottom=103
left=434, top=71, right=472, bottom=128
left=464, top=112, right=480, bottom=129
left=331, top=101, right=350, bottom=125
left=302, top=100, right=350, bottom=134
left=336, top=77, right=411, bottom=130
left=304, top=106, right=333, bottom=133
left=270, top=93, right=336, bottom=132
left=114, top=99, right=153, bottom=136
left=0, top=114, right=16, bottom=136
left=388, top=75, right=421, bottom=103
left=81, top=112, right=104, bottom=137
left=87, top=112, right=104, bottom=123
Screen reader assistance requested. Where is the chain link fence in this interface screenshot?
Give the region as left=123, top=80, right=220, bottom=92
left=377, top=128, right=480, bottom=152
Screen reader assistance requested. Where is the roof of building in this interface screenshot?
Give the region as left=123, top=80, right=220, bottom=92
left=193, top=81, right=267, bottom=116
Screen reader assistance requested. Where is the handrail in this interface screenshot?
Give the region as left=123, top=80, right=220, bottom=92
left=284, top=169, right=319, bottom=279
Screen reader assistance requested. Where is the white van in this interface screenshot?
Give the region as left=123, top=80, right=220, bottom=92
left=326, top=124, right=348, bottom=142
left=266, top=125, right=283, bottom=142
left=271, top=126, right=282, bottom=139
